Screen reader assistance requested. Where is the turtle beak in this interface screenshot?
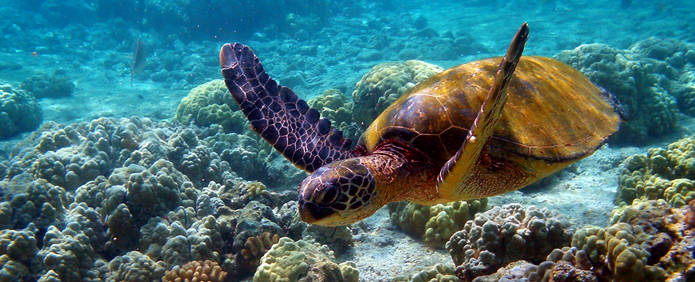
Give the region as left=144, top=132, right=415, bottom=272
left=298, top=198, right=336, bottom=224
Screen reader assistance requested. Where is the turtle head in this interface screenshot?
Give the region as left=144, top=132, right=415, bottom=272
left=297, top=158, right=379, bottom=226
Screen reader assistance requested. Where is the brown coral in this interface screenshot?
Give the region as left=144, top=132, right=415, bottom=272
left=162, top=260, right=227, bottom=282
left=239, top=231, right=280, bottom=270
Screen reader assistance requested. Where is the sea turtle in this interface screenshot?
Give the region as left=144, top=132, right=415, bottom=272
left=219, top=23, right=625, bottom=226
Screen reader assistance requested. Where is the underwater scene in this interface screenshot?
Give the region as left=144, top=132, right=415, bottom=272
left=1, top=0, right=695, bottom=281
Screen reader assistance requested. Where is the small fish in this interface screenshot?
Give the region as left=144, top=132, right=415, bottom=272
left=130, top=39, right=147, bottom=87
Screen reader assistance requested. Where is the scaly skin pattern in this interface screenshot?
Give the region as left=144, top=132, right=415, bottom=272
left=298, top=142, right=441, bottom=226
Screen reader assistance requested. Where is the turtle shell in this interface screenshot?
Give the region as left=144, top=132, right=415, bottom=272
left=358, top=56, right=621, bottom=168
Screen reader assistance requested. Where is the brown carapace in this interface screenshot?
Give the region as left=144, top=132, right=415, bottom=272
left=219, top=23, right=625, bottom=226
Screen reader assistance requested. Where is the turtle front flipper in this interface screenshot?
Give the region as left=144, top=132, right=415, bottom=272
left=437, top=23, right=529, bottom=200
left=220, top=43, right=355, bottom=172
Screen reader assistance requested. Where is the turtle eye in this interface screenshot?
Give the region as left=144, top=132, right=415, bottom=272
left=316, top=183, right=339, bottom=204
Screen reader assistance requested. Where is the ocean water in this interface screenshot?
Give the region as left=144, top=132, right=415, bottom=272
left=0, top=0, right=694, bottom=281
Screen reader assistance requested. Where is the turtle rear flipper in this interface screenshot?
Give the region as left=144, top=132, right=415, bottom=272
left=437, top=23, right=529, bottom=200
left=220, top=43, right=354, bottom=172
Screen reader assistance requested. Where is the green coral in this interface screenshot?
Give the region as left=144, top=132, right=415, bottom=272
left=617, top=136, right=695, bottom=208
left=173, top=79, right=247, bottom=132
left=253, top=237, right=358, bottom=282
left=0, top=83, right=42, bottom=140
left=388, top=199, right=487, bottom=248
left=351, top=60, right=443, bottom=126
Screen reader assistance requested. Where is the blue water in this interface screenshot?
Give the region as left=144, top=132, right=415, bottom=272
left=0, top=0, right=694, bottom=281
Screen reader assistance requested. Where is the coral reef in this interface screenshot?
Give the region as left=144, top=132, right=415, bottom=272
left=573, top=200, right=694, bottom=282
left=0, top=83, right=42, bottom=140
left=555, top=38, right=695, bottom=144
left=203, top=124, right=306, bottom=188
left=391, top=264, right=458, bottom=282
left=173, top=79, right=247, bottom=133
left=162, top=260, right=228, bottom=282
left=471, top=247, right=597, bottom=282
left=389, top=199, right=488, bottom=248
left=20, top=72, right=75, bottom=99
left=307, top=89, right=363, bottom=142
left=617, top=136, right=695, bottom=208
left=238, top=231, right=281, bottom=270
left=0, top=224, right=39, bottom=281
left=445, top=204, right=574, bottom=281
left=0, top=116, right=317, bottom=281
left=351, top=60, right=443, bottom=126
left=253, top=237, right=359, bottom=282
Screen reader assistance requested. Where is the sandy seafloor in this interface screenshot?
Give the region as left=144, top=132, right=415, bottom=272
left=1, top=0, right=695, bottom=281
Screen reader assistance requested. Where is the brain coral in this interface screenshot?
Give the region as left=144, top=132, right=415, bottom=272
left=388, top=199, right=487, bottom=248
left=0, top=83, right=42, bottom=140
left=351, top=60, right=443, bottom=126
left=617, top=136, right=695, bottom=208
left=173, top=79, right=248, bottom=133
left=445, top=204, right=574, bottom=281
left=555, top=38, right=695, bottom=144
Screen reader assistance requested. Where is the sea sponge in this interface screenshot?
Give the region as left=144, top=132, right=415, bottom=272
left=445, top=204, right=573, bottom=280
left=253, top=237, right=359, bottom=282
left=388, top=199, right=487, bottom=248
left=173, top=79, right=247, bottom=133
left=617, top=136, right=695, bottom=208
left=20, top=72, right=75, bottom=99
left=0, top=83, right=42, bottom=140
left=351, top=60, right=443, bottom=126
left=163, top=260, right=228, bottom=282
left=554, top=38, right=695, bottom=144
